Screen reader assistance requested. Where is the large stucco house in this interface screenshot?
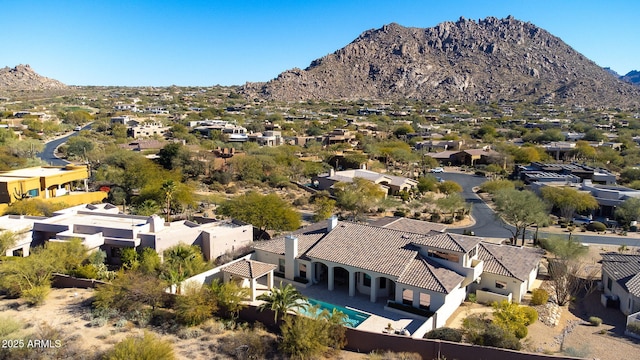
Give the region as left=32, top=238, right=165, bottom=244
left=0, top=203, right=252, bottom=263
left=252, top=216, right=542, bottom=329
left=313, top=169, right=418, bottom=195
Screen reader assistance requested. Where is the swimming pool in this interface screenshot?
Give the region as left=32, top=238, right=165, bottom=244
left=300, top=298, right=371, bottom=328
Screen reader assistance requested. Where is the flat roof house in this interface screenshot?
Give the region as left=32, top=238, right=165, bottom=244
left=0, top=165, right=90, bottom=205
left=0, top=203, right=252, bottom=264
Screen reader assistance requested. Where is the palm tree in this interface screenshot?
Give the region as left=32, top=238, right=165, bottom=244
left=256, top=282, right=308, bottom=322
left=161, top=179, right=176, bottom=222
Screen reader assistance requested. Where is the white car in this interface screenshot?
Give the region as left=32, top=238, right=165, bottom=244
left=74, top=126, right=82, bottom=131
left=430, top=167, right=444, bottom=173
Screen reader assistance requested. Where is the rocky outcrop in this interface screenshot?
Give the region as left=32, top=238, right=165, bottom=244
left=242, top=16, right=640, bottom=108
left=0, top=64, right=68, bottom=90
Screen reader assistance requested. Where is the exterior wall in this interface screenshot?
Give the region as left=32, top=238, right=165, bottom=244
left=253, top=250, right=283, bottom=273
left=476, top=289, right=513, bottom=304
left=603, top=270, right=634, bottom=315
left=434, top=285, right=466, bottom=328
left=472, top=272, right=525, bottom=302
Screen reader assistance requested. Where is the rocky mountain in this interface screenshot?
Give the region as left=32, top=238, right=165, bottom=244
left=622, top=70, right=640, bottom=86
left=242, top=16, right=640, bottom=108
left=0, top=64, right=67, bottom=90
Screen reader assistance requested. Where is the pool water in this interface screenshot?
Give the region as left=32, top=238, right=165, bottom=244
left=300, top=298, right=371, bottom=328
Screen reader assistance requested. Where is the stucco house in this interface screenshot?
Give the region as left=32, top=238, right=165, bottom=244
left=0, top=203, right=252, bottom=263
left=470, top=242, right=543, bottom=303
left=313, top=169, right=418, bottom=196
left=252, top=216, right=541, bottom=328
left=601, top=253, right=640, bottom=315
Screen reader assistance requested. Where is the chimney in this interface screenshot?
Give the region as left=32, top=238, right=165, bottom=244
left=360, top=163, right=367, bottom=170
left=327, top=215, right=338, bottom=232
left=148, top=214, right=164, bottom=232
left=285, top=235, right=298, bottom=280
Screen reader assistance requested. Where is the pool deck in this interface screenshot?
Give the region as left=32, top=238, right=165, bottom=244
left=250, top=280, right=428, bottom=335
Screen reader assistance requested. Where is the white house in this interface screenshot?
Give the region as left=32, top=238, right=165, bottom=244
left=601, top=253, right=640, bottom=315
left=252, top=216, right=541, bottom=329
left=0, top=203, right=252, bottom=263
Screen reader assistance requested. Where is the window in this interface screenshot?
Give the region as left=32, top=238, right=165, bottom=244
left=380, top=278, right=386, bottom=289
left=363, top=274, right=371, bottom=287
left=299, top=264, right=307, bottom=278
left=495, top=280, right=507, bottom=289
left=111, top=247, right=122, bottom=259
left=278, top=259, right=285, bottom=273
left=607, top=277, right=612, bottom=291
left=427, top=249, right=460, bottom=263
left=468, top=246, right=477, bottom=258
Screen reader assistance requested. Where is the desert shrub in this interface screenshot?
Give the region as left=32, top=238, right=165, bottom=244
left=201, top=319, right=226, bottom=335
left=627, top=322, right=640, bottom=335
left=72, top=263, right=99, bottom=279
left=463, top=315, right=521, bottom=350
left=531, top=288, right=549, bottom=305
left=393, top=209, right=407, bottom=217
left=367, top=351, right=423, bottom=360
left=521, top=306, right=538, bottom=326
left=0, top=316, right=20, bottom=336
left=479, top=179, right=515, bottom=195
left=90, top=317, right=108, bottom=327
left=424, top=327, right=463, bottom=342
left=587, top=221, right=606, bottom=232
left=279, top=313, right=347, bottom=359
left=589, top=316, right=602, bottom=326
left=177, top=327, right=204, bottom=339
left=104, top=331, right=175, bottom=360
left=22, top=284, right=50, bottom=306
left=174, top=283, right=217, bottom=326
left=467, top=293, right=477, bottom=303
left=218, top=327, right=277, bottom=360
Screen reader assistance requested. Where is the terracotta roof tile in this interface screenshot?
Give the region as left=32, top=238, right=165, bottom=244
left=370, top=216, right=447, bottom=234
left=477, top=242, right=542, bottom=281
left=221, top=259, right=276, bottom=279
left=397, top=255, right=464, bottom=293
left=412, top=232, right=482, bottom=253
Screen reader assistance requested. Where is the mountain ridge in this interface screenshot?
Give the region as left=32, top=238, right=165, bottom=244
left=0, top=64, right=68, bottom=91
left=241, top=16, right=640, bottom=108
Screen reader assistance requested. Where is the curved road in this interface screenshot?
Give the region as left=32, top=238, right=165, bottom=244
left=438, top=171, right=640, bottom=247
left=37, top=124, right=92, bottom=166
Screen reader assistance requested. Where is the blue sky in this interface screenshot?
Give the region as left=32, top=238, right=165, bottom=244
left=3, top=0, right=638, bottom=86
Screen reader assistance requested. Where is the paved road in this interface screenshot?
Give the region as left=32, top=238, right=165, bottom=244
left=37, top=124, right=92, bottom=166
left=438, top=171, right=640, bottom=247
left=438, top=171, right=513, bottom=238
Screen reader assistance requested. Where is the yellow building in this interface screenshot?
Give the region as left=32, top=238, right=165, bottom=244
left=0, top=165, right=90, bottom=205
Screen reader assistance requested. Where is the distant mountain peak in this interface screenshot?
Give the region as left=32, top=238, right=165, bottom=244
left=242, top=17, right=640, bottom=108
left=0, top=64, right=68, bottom=90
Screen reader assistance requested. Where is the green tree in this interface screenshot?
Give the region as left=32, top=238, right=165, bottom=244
left=539, top=236, right=590, bottom=305
left=615, top=197, right=640, bottom=228
left=257, top=282, right=308, bottom=322
left=493, top=189, right=550, bottom=245
left=435, top=193, right=467, bottom=223
left=217, top=192, right=301, bottom=239
left=492, top=301, right=537, bottom=339
left=174, top=283, right=217, bottom=326
left=279, top=308, right=347, bottom=359
left=94, top=270, right=168, bottom=313
left=334, top=178, right=386, bottom=221
left=417, top=176, right=439, bottom=193
left=438, top=180, right=463, bottom=195
left=312, top=196, right=336, bottom=222
left=541, top=186, right=598, bottom=221
left=0, top=231, right=17, bottom=256
left=161, top=179, right=176, bottom=222
left=209, top=279, right=249, bottom=319
left=64, top=136, right=94, bottom=160
left=161, top=244, right=207, bottom=294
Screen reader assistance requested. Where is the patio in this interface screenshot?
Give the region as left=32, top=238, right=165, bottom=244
left=252, top=278, right=430, bottom=335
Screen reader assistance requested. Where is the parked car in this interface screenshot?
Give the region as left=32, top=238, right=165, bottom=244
left=571, top=217, right=592, bottom=225
left=430, top=167, right=444, bottom=173
left=74, top=126, right=82, bottom=131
